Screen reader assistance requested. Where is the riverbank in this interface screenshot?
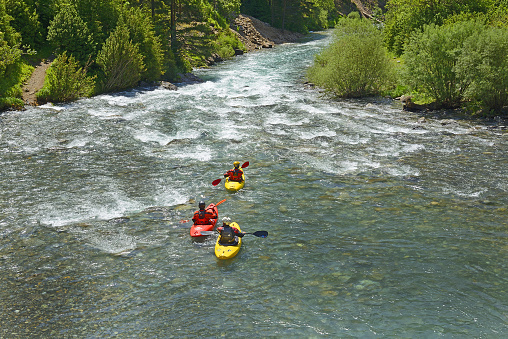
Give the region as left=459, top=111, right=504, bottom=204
left=20, top=15, right=304, bottom=107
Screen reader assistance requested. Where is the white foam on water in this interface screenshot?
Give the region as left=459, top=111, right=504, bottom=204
left=266, top=114, right=310, bottom=126
left=441, top=186, right=488, bottom=198
left=133, top=128, right=173, bottom=146
left=39, top=190, right=146, bottom=227
left=153, top=188, right=188, bottom=207
left=336, top=134, right=370, bottom=145
left=165, top=144, right=213, bottom=161
left=385, top=164, right=420, bottom=177
left=297, top=128, right=337, bottom=140
left=67, top=137, right=89, bottom=148
left=86, top=233, right=137, bottom=255
left=37, top=103, right=66, bottom=111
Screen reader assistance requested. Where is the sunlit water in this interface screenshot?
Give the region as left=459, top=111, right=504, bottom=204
left=1, top=32, right=507, bottom=337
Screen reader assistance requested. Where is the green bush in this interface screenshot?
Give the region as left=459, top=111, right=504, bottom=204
left=0, top=96, right=24, bottom=110
left=5, top=0, right=43, bottom=48
left=46, top=4, right=94, bottom=64
left=120, top=5, right=164, bottom=82
left=36, top=52, right=95, bottom=103
left=1, top=1, right=22, bottom=76
left=455, top=25, right=508, bottom=114
left=213, top=31, right=244, bottom=59
left=96, top=24, right=145, bottom=92
left=307, top=16, right=393, bottom=98
left=384, top=0, right=493, bottom=56
left=402, top=20, right=493, bottom=108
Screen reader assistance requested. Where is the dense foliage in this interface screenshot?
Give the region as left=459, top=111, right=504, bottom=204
left=307, top=13, right=393, bottom=98
left=242, top=0, right=337, bottom=32
left=1, top=0, right=507, bottom=116
left=36, top=52, right=95, bottom=102
left=390, top=1, right=508, bottom=114
left=384, top=0, right=494, bottom=56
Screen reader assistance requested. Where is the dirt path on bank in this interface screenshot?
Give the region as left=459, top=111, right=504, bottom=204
left=20, top=14, right=303, bottom=106
left=22, top=58, right=52, bottom=106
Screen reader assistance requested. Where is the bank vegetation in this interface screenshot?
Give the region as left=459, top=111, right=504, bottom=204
left=308, top=0, right=508, bottom=117
left=2, top=1, right=508, bottom=117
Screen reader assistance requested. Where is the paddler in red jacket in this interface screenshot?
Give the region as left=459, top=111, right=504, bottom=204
left=216, top=217, right=245, bottom=245
left=192, top=200, right=217, bottom=225
left=223, top=161, right=244, bottom=182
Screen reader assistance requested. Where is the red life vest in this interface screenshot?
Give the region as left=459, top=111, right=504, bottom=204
left=225, top=168, right=243, bottom=182
left=193, top=208, right=216, bottom=225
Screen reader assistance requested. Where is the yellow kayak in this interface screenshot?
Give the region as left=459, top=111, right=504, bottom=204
left=225, top=174, right=245, bottom=192
left=215, top=222, right=242, bottom=259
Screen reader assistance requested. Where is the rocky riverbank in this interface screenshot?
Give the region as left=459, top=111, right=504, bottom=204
left=22, top=14, right=305, bottom=105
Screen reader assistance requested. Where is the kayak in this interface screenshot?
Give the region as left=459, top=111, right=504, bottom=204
left=190, top=203, right=218, bottom=237
left=215, top=222, right=242, bottom=259
left=225, top=173, right=245, bottom=192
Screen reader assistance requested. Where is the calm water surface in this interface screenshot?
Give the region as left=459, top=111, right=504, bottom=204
left=1, top=32, right=507, bottom=337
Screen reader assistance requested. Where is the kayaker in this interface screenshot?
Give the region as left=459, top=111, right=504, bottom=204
left=217, top=217, right=245, bottom=245
left=223, top=161, right=244, bottom=182
left=192, top=201, right=217, bottom=225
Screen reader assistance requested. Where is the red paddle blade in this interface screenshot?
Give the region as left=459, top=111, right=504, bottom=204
left=241, top=161, right=249, bottom=168
left=212, top=178, right=222, bottom=186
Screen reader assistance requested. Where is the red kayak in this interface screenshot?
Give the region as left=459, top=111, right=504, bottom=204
left=189, top=201, right=223, bottom=237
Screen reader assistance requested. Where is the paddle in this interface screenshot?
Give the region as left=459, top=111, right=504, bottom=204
left=212, top=161, right=249, bottom=186
left=179, top=199, right=226, bottom=223
left=200, top=230, right=268, bottom=238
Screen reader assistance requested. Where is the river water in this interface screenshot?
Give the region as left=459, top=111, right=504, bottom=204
left=1, top=32, right=507, bottom=337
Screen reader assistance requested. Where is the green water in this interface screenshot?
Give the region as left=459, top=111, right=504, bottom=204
left=1, top=32, right=507, bottom=337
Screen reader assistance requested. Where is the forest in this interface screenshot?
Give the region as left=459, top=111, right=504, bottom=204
left=1, top=0, right=508, bottom=116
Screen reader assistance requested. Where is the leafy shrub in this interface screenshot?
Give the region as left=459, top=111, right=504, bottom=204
left=0, top=32, right=21, bottom=76
left=402, top=20, right=487, bottom=108
left=0, top=96, right=24, bottom=110
left=5, top=0, right=43, bottom=48
left=384, top=0, right=493, bottom=56
left=119, top=5, right=164, bottom=82
left=1, top=1, right=22, bottom=76
left=46, top=4, right=94, bottom=64
left=36, top=52, right=95, bottom=103
left=455, top=25, right=508, bottom=114
left=213, top=31, right=244, bottom=59
left=307, top=16, right=393, bottom=98
left=96, top=24, right=145, bottom=92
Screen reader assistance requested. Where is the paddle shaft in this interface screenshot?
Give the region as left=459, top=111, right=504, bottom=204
left=199, top=230, right=268, bottom=238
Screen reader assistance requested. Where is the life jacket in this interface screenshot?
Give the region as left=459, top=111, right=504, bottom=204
left=226, top=168, right=243, bottom=182
left=220, top=226, right=236, bottom=244
left=193, top=208, right=215, bottom=225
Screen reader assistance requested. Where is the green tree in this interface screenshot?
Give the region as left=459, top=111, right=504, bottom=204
left=402, top=20, right=486, bottom=108
left=307, top=14, right=393, bottom=98
left=120, top=5, right=164, bottom=81
left=96, top=24, right=145, bottom=92
left=46, top=4, right=94, bottom=64
left=455, top=25, right=508, bottom=113
left=36, top=51, right=96, bottom=102
left=5, top=0, right=42, bottom=48
left=384, top=0, right=493, bottom=56
left=70, top=0, right=121, bottom=52
left=0, top=0, right=21, bottom=76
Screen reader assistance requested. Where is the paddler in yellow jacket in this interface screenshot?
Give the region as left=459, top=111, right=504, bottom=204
left=223, top=161, right=244, bottom=182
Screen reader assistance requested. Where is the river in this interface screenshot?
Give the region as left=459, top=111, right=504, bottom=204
left=1, top=32, right=507, bottom=337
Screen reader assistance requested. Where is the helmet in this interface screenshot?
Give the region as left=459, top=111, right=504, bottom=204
left=233, top=161, right=240, bottom=168
left=222, top=216, right=231, bottom=225
left=198, top=201, right=205, bottom=210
